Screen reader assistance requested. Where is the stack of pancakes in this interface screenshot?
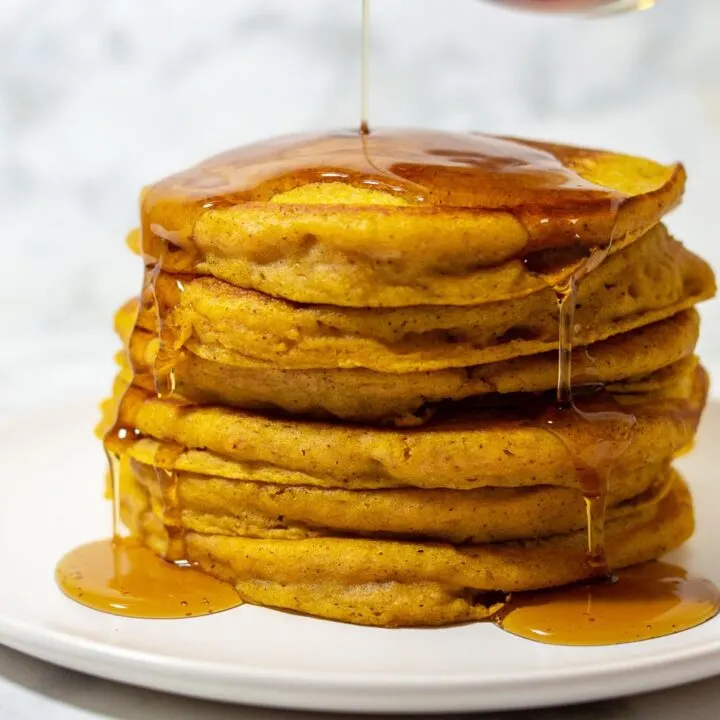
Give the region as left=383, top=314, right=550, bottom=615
left=104, top=131, right=716, bottom=626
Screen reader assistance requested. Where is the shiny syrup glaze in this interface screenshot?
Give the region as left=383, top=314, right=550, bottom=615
left=497, top=188, right=720, bottom=640
left=57, top=392, right=244, bottom=618
left=140, top=127, right=624, bottom=265
left=56, top=2, right=717, bottom=638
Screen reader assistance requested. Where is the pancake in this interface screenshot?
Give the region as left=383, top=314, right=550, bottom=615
left=139, top=130, right=685, bottom=307
left=119, top=309, right=699, bottom=424
left=138, top=225, right=714, bottom=373
left=122, top=468, right=693, bottom=627
left=128, top=457, right=672, bottom=545
left=89, top=129, right=716, bottom=631
left=107, top=363, right=707, bottom=491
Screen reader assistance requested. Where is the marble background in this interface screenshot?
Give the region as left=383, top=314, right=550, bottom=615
left=1, top=0, right=719, bottom=413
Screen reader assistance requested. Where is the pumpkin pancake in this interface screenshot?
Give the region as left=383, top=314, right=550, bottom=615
left=118, top=309, right=699, bottom=424
left=127, top=457, right=671, bottom=545
left=91, top=130, right=715, bottom=631
left=135, top=225, right=714, bottom=373
left=138, top=129, right=685, bottom=307
left=105, top=363, right=707, bottom=491
left=121, top=466, right=693, bottom=627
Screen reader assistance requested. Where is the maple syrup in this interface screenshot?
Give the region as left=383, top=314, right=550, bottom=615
left=152, top=443, right=187, bottom=561
left=497, top=562, right=719, bottom=645
left=505, top=167, right=719, bottom=643
left=56, top=537, right=241, bottom=619
left=141, top=128, right=624, bottom=265
left=543, top=241, right=634, bottom=570
left=360, top=0, right=370, bottom=136
left=56, top=199, right=224, bottom=617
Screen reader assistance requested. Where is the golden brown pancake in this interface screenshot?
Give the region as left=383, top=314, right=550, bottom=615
left=135, top=225, right=713, bottom=373
left=122, top=466, right=693, bottom=627
left=107, top=363, right=707, bottom=491
left=98, top=129, right=716, bottom=630
left=128, top=457, right=671, bottom=544
left=139, top=130, right=685, bottom=307
left=119, top=309, right=699, bottom=424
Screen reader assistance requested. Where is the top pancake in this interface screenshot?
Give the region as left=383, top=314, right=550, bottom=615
left=140, top=129, right=684, bottom=307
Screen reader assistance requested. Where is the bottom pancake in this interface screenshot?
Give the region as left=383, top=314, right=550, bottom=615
left=121, top=464, right=693, bottom=627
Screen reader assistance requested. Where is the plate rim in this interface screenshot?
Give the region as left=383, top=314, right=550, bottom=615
left=3, top=611, right=720, bottom=713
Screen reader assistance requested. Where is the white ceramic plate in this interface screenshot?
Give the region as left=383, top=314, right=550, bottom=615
left=1, top=399, right=719, bottom=714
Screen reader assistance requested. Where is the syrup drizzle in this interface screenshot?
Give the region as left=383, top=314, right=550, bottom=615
left=153, top=443, right=187, bottom=561
left=56, top=207, right=243, bottom=618
left=105, top=448, right=122, bottom=539
left=497, top=198, right=720, bottom=643
left=360, top=0, right=370, bottom=136
left=545, top=241, right=634, bottom=569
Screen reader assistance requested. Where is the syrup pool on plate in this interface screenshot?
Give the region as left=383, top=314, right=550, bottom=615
left=56, top=536, right=243, bottom=619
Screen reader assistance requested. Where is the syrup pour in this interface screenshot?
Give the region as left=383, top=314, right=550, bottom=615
left=360, top=0, right=370, bottom=136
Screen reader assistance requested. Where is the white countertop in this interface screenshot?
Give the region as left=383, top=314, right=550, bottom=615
left=2, top=644, right=720, bottom=720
